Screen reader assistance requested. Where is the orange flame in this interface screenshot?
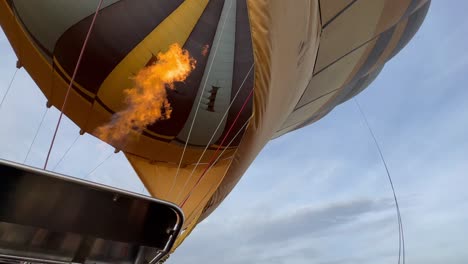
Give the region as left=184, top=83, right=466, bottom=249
left=96, top=43, right=196, bottom=144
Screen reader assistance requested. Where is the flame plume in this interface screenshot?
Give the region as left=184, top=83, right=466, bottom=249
left=96, top=43, right=196, bottom=144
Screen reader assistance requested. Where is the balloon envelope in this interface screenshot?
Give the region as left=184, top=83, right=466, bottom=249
left=0, top=0, right=430, bottom=250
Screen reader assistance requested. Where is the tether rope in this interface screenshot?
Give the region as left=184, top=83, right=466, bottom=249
left=23, top=108, right=49, bottom=163
left=180, top=115, right=252, bottom=210
left=43, top=0, right=104, bottom=170
left=174, top=63, right=254, bottom=202
left=52, top=134, right=80, bottom=171
left=353, top=98, right=405, bottom=264
left=0, top=68, right=19, bottom=110
left=180, top=88, right=254, bottom=208
left=171, top=0, right=235, bottom=194
left=84, top=151, right=114, bottom=180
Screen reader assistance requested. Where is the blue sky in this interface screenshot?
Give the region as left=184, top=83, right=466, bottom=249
left=1, top=1, right=468, bottom=263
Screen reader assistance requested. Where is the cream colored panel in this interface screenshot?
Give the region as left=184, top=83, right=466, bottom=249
left=320, top=0, right=353, bottom=25
left=297, top=40, right=374, bottom=108
left=315, top=0, right=385, bottom=72
left=13, top=0, right=119, bottom=53
left=279, top=90, right=337, bottom=133
left=177, top=0, right=237, bottom=145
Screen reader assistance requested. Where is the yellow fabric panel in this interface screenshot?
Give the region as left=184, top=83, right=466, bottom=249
left=126, top=151, right=234, bottom=203
left=0, top=1, right=53, bottom=98
left=0, top=2, right=93, bottom=128
left=55, top=90, right=93, bottom=128
left=179, top=158, right=233, bottom=221
left=319, top=0, right=353, bottom=24
left=143, top=129, right=174, bottom=140
left=123, top=137, right=231, bottom=165
left=126, top=152, right=234, bottom=229
left=84, top=101, right=114, bottom=134
left=172, top=205, right=205, bottom=251
left=97, top=0, right=209, bottom=114
left=129, top=157, right=209, bottom=203
left=315, top=0, right=385, bottom=72
left=171, top=154, right=236, bottom=251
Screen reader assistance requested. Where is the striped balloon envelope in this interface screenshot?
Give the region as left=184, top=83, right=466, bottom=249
left=0, top=0, right=430, bottom=251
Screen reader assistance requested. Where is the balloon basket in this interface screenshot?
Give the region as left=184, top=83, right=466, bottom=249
left=0, top=159, right=184, bottom=264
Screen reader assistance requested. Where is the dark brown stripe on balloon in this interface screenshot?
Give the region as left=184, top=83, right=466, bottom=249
left=147, top=0, right=226, bottom=137
left=141, top=131, right=172, bottom=143
left=53, top=61, right=95, bottom=102
left=94, top=96, right=115, bottom=114
left=53, top=0, right=184, bottom=95
left=214, top=0, right=254, bottom=146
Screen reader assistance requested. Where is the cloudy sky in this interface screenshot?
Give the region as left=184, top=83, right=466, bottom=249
left=1, top=1, right=468, bottom=263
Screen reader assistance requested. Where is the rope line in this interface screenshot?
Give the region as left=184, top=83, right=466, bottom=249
left=0, top=68, right=19, bottom=110
left=84, top=151, right=114, bottom=180
left=43, top=0, right=104, bottom=170
left=353, top=98, right=405, bottom=264
left=181, top=116, right=251, bottom=219
left=23, top=108, right=49, bottom=163
left=180, top=88, right=254, bottom=207
left=171, top=0, right=235, bottom=195
left=52, top=134, right=80, bottom=171
left=174, top=63, right=254, bottom=202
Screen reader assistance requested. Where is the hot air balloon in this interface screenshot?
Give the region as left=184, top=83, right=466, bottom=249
left=0, top=0, right=430, bottom=262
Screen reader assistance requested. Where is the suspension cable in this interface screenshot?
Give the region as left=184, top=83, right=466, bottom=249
left=173, top=63, right=254, bottom=200
left=172, top=0, right=235, bottom=192
left=181, top=115, right=252, bottom=206
left=23, top=108, right=49, bottom=163
left=43, top=0, right=104, bottom=170
left=180, top=88, right=254, bottom=208
left=0, top=68, right=19, bottom=110
left=353, top=98, right=405, bottom=264
left=84, top=151, right=114, bottom=180
left=52, top=134, right=80, bottom=171
left=176, top=115, right=252, bottom=205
